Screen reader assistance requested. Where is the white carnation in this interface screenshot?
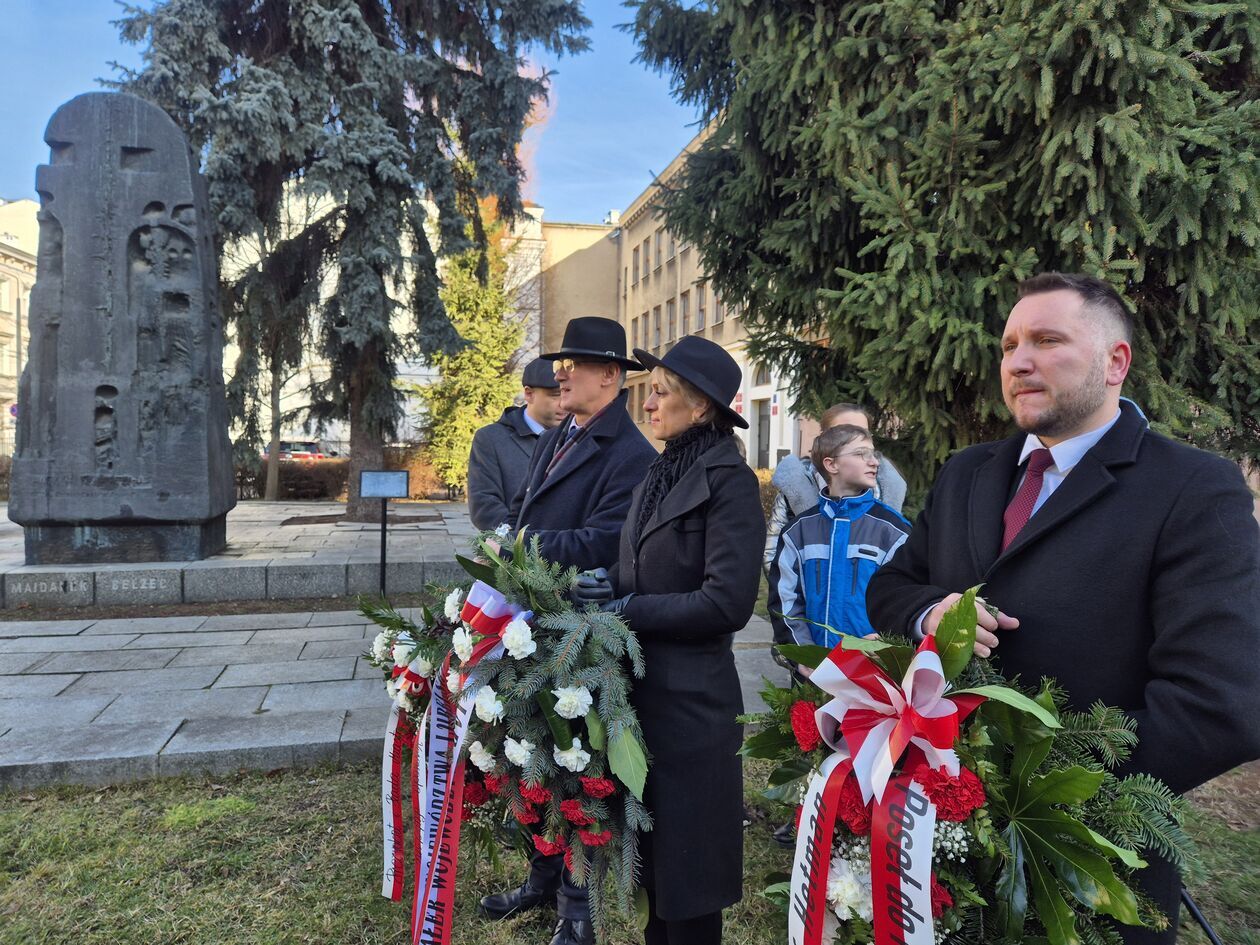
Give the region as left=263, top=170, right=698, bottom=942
left=408, top=654, right=434, bottom=679
left=452, top=625, right=474, bottom=662
left=468, top=740, right=496, bottom=774
left=553, top=737, right=592, bottom=773
left=501, top=616, right=537, bottom=660
left=395, top=687, right=417, bottom=712
left=371, top=631, right=392, bottom=663
left=392, top=635, right=415, bottom=668
left=504, top=736, right=535, bottom=767
left=446, top=668, right=462, bottom=697
left=474, top=685, right=505, bottom=724
left=385, top=678, right=399, bottom=700
left=444, top=588, right=464, bottom=622
left=552, top=685, right=593, bottom=720
left=825, top=851, right=873, bottom=922
left=494, top=522, right=512, bottom=539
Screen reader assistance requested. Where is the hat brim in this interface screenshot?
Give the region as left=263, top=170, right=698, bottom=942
left=633, top=348, right=750, bottom=429
left=540, top=347, right=642, bottom=371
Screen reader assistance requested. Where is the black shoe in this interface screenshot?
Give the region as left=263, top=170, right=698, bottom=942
left=477, top=882, right=556, bottom=920
left=772, top=821, right=796, bottom=848
left=550, top=917, right=595, bottom=945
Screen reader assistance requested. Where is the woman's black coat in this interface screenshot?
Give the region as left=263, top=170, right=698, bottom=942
left=612, top=435, right=766, bottom=921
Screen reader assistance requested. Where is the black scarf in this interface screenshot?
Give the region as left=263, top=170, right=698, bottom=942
left=633, top=423, right=729, bottom=541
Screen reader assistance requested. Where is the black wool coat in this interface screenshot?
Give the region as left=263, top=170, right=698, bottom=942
left=613, top=435, right=766, bottom=922
left=508, top=390, right=657, bottom=570
left=467, top=406, right=539, bottom=531
left=867, top=401, right=1260, bottom=943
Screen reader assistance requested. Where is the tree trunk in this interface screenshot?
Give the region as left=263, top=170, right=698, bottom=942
left=345, top=345, right=384, bottom=522
left=264, top=355, right=283, bottom=501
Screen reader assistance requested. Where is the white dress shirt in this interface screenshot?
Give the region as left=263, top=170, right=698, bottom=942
left=521, top=408, right=546, bottom=436
left=1017, top=407, right=1122, bottom=516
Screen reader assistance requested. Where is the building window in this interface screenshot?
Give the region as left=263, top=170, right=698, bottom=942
left=654, top=228, right=664, bottom=269
left=0, top=280, right=10, bottom=313
left=631, top=317, right=639, bottom=350
left=653, top=306, right=662, bottom=350
left=632, top=247, right=640, bottom=284
left=713, top=294, right=724, bottom=324
left=680, top=291, right=690, bottom=335
left=696, top=284, right=706, bottom=329
left=643, top=237, right=650, bottom=282
left=667, top=299, right=676, bottom=342
left=667, top=231, right=676, bottom=261
left=754, top=363, right=771, bottom=386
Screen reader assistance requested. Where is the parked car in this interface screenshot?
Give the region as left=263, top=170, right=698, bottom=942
left=264, top=440, right=325, bottom=461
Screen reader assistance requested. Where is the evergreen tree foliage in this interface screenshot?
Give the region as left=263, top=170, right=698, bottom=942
left=113, top=0, right=588, bottom=516
left=413, top=222, right=523, bottom=490
left=628, top=1, right=1260, bottom=493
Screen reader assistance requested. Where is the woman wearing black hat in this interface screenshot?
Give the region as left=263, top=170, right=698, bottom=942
left=600, top=336, right=765, bottom=944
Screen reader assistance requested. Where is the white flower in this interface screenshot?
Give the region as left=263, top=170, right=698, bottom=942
left=395, top=687, right=417, bottom=712
left=494, top=522, right=512, bottom=539
left=474, top=685, right=505, bottom=724
left=408, top=654, right=434, bottom=679
left=446, top=668, right=462, bottom=697
left=825, top=849, right=873, bottom=923
left=501, top=616, right=537, bottom=660
left=444, top=588, right=464, bottom=622
left=452, top=625, right=474, bottom=662
left=386, top=678, right=400, bottom=700
left=504, top=736, right=535, bottom=767
left=468, top=740, right=496, bottom=773
left=552, top=685, right=593, bottom=720
left=553, top=737, right=592, bottom=773
left=392, top=635, right=415, bottom=668
left=371, top=631, right=392, bottom=663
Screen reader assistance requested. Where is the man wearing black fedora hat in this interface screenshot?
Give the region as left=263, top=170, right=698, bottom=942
left=481, top=316, right=655, bottom=945
left=467, top=358, right=566, bottom=531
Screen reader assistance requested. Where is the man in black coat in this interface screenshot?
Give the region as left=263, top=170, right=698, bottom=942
left=467, top=358, right=564, bottom=531
left=481, top=317, right=656, bottom=945
left=867, top=273, right=1260, bottom=945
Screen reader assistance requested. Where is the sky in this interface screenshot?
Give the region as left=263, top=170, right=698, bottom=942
left=0, top=0, right=702, bottom=224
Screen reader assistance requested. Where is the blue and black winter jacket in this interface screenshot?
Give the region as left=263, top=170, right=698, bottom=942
left=768, top=490, right=911, bottom=648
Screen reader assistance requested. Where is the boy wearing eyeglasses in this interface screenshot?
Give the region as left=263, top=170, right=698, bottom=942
left=768, top=424, right=912, bottom=651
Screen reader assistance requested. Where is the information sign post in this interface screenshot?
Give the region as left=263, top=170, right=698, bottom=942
left=359, top=471, right=410, bottom=596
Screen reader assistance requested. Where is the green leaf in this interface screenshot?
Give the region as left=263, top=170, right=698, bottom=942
left=954, top=685, right=1062, bottom=729
left=535, top=690, right=574, bottom=751
left=768, top=756, right=814, bottom=786
left=634, top=886, right=650, bottom=931
left=1024, top=832, right=1142, bottom=925
left=1022, top=767, right=1105, bottom=810
left=1026, top=843, right=1081, bottom=945
left=775, top=643, right=831, bottom=669
left=513, top=526, right=527, bottom=568
left=933, top=585, right=979, bottom=680
left=1021, top=808, right=1147, bottom=869
left=996, top=822, right=1029, bottom=939
left=739, top=725, right=799, bottom=759
left=585, top=709, right=606, bottom=752
left=456, top=554, right=496, bottom=585
left=764, top=779, right=808, bottom=803
left=608, top=729, right=649, bottom=802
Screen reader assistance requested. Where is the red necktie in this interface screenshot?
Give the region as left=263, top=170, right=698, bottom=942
left=1001, top=448, right=1054, bottom=551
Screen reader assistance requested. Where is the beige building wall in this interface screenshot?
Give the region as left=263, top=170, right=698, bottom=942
left=538, top=222, right=618, bottom=354
left=0, top=200, right=37, bottom=457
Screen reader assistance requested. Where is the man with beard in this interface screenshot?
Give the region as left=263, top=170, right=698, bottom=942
left=867, top=272, right=1260, bottom=944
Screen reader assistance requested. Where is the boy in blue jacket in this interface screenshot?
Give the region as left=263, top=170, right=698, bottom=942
left=768, top=424, right=911, bottom=650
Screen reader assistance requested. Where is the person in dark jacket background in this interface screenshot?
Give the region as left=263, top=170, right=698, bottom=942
left=467, top=358, right=564, bottom=530
left=592, top=335, right=765, bottom=945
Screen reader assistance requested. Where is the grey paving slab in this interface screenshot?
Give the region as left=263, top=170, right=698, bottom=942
left=266, top=561, right=347, bottom=599
left=261, top=679, right=384, bottom=713
left=94, top=687, right=268, bottom=724
left=739, top=615, right=775, bottom=645
left=733, top=645, right=783, bottom=715
left=167, top=643, right=300, bottom=668
left=213, top=657, right=355, bottom=688
left=340, top=705, right=389, bottom=763
left=300, top=638, right=371, bottom=660
left=0, top=653, right=49, bottom=674
left=307, top=610, right=366, bottom=627
left=0, top=619, right=93, bottom=638
left=421, top=559, right=465, bottom=586
left=0, top=718, right=182, bottom=790
left=248, top=624, right=367, bottom=644
left=183, top=563, right=267, bottom=604
left=124, top=630, right=255, bottom=649
left=202, top=612, right=311, bottom=631
left=347, top=560, right=424, bottom=596
left=0, top=674, right=81, bottom=698
left=0, top=694, right=115, bottom=728
left=63, top=665, right=224, bottom=695
left=158, top=710, right=347, bottom=776
left=94, top=567, right=183, bottom=606
left=83, top=616, right=208, bottom=635
left=354, top=658, right=382, bottom=680
left=0, top=633, right=137, bottom=653
left=23, top=648, right=181, bottom=674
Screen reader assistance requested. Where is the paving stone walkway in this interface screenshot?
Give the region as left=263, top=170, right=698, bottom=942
left=0, top=609, right=783, bottom=791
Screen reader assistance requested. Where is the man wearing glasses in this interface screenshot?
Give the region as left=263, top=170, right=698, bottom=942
left=484, top=316, right=655, bottom=945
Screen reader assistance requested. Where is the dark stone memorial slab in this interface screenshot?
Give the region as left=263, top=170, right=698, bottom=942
left=8, top=92, right=236, bottom=564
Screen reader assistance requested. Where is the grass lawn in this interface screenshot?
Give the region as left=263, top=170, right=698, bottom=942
left=1, top=760, right=1254, bottom=944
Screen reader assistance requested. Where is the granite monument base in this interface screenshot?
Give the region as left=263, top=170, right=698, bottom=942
left=23, top=516, right=228, bottom=565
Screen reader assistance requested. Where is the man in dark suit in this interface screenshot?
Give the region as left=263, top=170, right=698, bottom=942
left=481, top=316, right=656, bottom=945
left=467, top=358, right=564, bottom=530
left=867, top=273, right=1260, bottom=944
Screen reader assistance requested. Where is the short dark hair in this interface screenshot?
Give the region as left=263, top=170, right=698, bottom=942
left=1017, top=272, right=1134, bottom=343
left=811, top=424, right=871, bottom=472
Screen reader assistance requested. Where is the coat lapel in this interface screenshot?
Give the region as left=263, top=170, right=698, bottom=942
left=636, top=460, right=711, bottom=549
left=529, top=433, right=599, bottom=502
left=968, top=437, right=1023, bottom=576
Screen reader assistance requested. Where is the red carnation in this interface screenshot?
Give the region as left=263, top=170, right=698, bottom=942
left=930, top=875, right=954, bottom=919
left=461, top=803, right=476, bottom=822
left=837, top=773, right=872, bottom=835
left=577, top=828, right=613, bottom=847
left=533, top=834, right=568, bottom=857
left=793, top=804, right=803, bottom=830
left=579, top=776, right=616, bottom=799
left=917, top=766, right=987, bottom=822
left=560, top=799, right=595, bottom=826
left=563, top=844, right=574, bottom=871
left=514, top=802, right=541, bottom=825
left=789, top=701, right=822, bottom=753
left=463, top=781, right=490, bottom=807
left=519, top=780, right=553, bottom=805
left=484, top=774, right=508, bottom=796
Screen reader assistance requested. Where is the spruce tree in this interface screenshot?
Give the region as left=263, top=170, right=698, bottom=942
left=628, top=1, right=1260, bottom=495
left=113, top=0, right=588, bottom=518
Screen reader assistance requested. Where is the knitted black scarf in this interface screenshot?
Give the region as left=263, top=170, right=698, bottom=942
left=633, top=423, right=729, bottom=541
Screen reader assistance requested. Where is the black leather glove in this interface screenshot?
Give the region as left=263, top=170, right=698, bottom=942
left=570, top=568, right=614, bottom=607
left=599, top=594, right=635, bottom=616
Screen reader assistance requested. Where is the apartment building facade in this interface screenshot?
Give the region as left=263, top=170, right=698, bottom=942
left=0, top=199, right=37, bottom=457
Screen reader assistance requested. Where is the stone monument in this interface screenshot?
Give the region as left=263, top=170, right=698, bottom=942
left=8, top=92, right=236, bottom=564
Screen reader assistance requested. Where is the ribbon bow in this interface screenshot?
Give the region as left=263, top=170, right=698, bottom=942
left=458, top=580, right=531, bottom=669
left=811, top=635, right=983, bottom=804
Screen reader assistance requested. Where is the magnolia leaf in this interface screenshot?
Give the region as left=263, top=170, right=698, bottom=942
left=1022, top=808, right=1147, bottom=869
left=764, top=779, right=808, bottom=803
left=513, top=526, right=528, bottom=567
left=535, top=690, right=574, bottom=751
left=1027, top=848, right=1081, bottom=945
left=954, top=685, right=1061, bottom=729
left=1025, top=831, right=1142, bottom=925
left=775, top=643, right=831, bottom=669
left=634, top=886, right=650, bottom=931
left=1022, top=766, right=1105, bottom=810
left=837, top=634, right=898, bottom=653
left=996, top=822, right=1029, bottom=939
left=739, top=725, right=800, bottom=759
left=608, top=729, right=648, bottom=801
left=768, top=756, right=814, bottom=786
left=585, top=709, right=606, bottom=752
left=456, top=554, right=496, bottom=585
left=933, top=585, right=980, bottom=680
